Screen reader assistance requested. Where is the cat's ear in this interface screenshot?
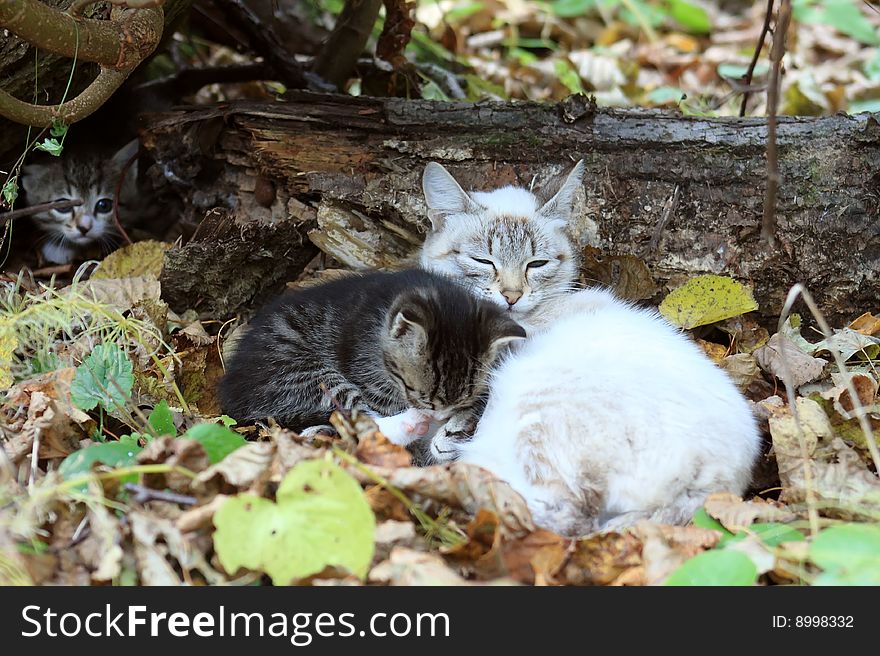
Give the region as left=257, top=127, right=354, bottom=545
left=490, top=318, right=527, bottom=354
left=422, top=162, right=479, bottom=229
left=19, top=163, right=52, bottom=198
left=388, top=305, right=428, bottom=349
left=538, top=159, right=584, bottom=228
left=109, top=139, right=140, bottom=172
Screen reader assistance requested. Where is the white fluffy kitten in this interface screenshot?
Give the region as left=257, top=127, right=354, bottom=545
left=419, top=161, right=583, bottom=333
left=431, top=287, right=761, bottom=536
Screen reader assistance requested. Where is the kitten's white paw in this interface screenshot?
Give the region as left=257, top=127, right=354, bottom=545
left=375, top=408, right=441, bottom=446
left=41, top=241, right=74, bottom=265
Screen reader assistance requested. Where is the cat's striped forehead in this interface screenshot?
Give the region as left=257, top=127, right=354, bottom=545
left=469, top=214, right=565, bottom=259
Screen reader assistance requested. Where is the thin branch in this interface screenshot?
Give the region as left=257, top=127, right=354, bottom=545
left=312, top=0, right=383, bottom=90
left=0, top=67, right=130, bottom=127
left=0, top=198, right=83, bottom=224
left=0, top=4, right=165, bottom=126
left=761, top=0, right=791, bottom=246
left=0, top=0, right=163, bottom=68
left=740, top=0, right=775, bottom=117
left=214, top=0, right=332, bottom=91
left=124, top=483, right=197, bottom=506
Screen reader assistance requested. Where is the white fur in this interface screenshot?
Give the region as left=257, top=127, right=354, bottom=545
left=420, top=162, right=583, bottom=333
left=445, top=288, right=761, bottom=536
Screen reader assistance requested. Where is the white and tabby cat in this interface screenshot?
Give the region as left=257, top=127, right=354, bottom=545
left=429, top=288, right=762, bottom=536
left=20, top=140, right=140, bottom=264
left=419, top=161, right=584, bottom=333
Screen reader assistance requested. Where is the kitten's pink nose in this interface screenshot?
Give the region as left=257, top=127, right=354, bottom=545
left=75, top=216, right=93, bottom=235
left=501, top=290, right=522, bottom=306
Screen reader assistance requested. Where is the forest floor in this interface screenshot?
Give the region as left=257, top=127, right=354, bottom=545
left=1, top=0, right=880, bottom=586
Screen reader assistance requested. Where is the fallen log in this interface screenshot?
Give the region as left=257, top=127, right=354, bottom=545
left=141, top=92, right=880, bottom=324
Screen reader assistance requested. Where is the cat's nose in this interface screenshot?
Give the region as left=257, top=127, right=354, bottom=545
left=501, top=290, right=523, bottom=306
left=75, top=216, right=93, bottom=235
left=76, top=223, right=90, bottom=235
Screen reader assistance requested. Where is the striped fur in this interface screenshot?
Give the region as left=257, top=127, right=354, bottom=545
left=218, top=270, right=525, bottom=431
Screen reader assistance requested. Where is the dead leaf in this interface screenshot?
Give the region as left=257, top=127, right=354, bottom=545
left=754, top=332, right=827, bottom=387
left=130, top=511, right=226, bottom=585
left=82, top=498, right=123, bottom=583
left=356, top=430, right=412, bottom=468
left=193, top=441, right=274, bottom=495
left=71, top=276, right=161, bottom=313
left=6, top=390, right=89, bottom=463
left=138, top=436, right=209, bottom=493
left=633, top=522, right=721, bottom=586
left=720, top=353, right=762, bottom=391
left=581, top=248, right=658, bottom=301
left=849, top=312, right=880, bottom=336
left=703, top=493, right=797, bottom=532
left=176, top=494, right=229, bottom=533
left=369, top=546, right=515, bottom=586
left=820, top=371, right=878, bottom=420
left=374, top=520, right=427, bottom=562
left=718, top=315, right=770, bottom=354
left=698, top=339, right=727, bottom=364
left=812, top=328, right=880, bottom=361
left=91, top=240, right=169, bottom=280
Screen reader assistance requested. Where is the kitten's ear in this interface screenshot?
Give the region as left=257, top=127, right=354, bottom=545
left=538, top=159, right=584, bottom=227
left=19, top=163, right=51, bottom=197
left=109, top=139, right=140, bottom=171
left=490, top=318, right=527, bottom=354
left=389, top=305, right=428, bottom=344
left=422, top=162, right=479, bottom=229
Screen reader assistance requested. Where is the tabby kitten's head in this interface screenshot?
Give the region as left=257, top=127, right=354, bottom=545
left=419, top=161, right=584, bottom=330
left=21, top=140, right=139, bottom=264
left=381, top=281, right=526, bottom=417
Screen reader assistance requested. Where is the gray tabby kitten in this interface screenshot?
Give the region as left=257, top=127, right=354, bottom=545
left=20, top=140, right=140, bottom=264
left=419, top=160, right=584, bottom=333
left=218, top=269, right=525, bottom=444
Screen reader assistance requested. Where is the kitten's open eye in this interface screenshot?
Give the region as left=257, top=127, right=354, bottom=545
left=526, top=259, right=550, bottom=269
left=94, top=198, right=113, bottom=214
left=471, top=257, right=495, bottom=267
left=54, top=198, right=74, bottom=214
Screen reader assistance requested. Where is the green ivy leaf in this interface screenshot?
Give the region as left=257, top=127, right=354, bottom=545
left=2, top=178, right=18, bottom=206
left=34, top=137, right=64, bottom=157
left=148, top=400, right=176, bottom=437
left=810, top=523, right=880, bottom=585
left=49, top=120, right=68, bottom=139
left=58, top=435, right=142, bottom=490
left=667, top=0, right=711, bottom=34
left=182, top=423, right=246, bottom=464
left=665, top=550, right=758, bottom=586
left=70, top=344, right=134, bottom=413
left=213, top=460, right=376, bottom=583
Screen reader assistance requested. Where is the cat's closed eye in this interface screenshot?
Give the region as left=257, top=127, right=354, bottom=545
left=94, top=198, right=113, bottom=214
left=471, top=257, right=495, bottom=267
left=54, top=198, right=74, bottom=215
left=526, top=259, right=550, bottom=269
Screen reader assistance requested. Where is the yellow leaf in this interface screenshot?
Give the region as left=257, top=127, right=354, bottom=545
left=91, top=240, right=170, bottom=280
left=659, top=275, right=759, bottom=329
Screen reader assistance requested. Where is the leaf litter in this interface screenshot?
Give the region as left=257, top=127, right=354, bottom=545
left=1, top=245, right=879, bottom=586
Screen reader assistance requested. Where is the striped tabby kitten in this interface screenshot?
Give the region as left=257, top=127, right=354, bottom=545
left=20, top=140, right=139, bottom=264
left=419, top=161, right=584, bottom=333
left=218, top=270, right=525, bottom=444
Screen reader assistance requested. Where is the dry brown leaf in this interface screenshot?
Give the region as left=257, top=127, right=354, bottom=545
left=849, top=312, right=880, bottom=336
left=356, top=430, right=412, bottom=468
left=6, top=390, right=89, bottom=463
left=555, top=531, right=643, bottom=586
left=82, top=498, right=124, bottom=583
left=703, top=492, right=796, bottom=532
left=720, top=353, right=762, bottom=391
left=718, top=315, right=770, bottom=354
left=369, top=546, right=516, bottom=586
left=91, top=240, right=169, bottom=280
left=176, top=494, right=229, bottom=533
left=138, top=436, right=209, bottom=493
left=374, top=520, right=427, bottom=562
left=820, top=371, right=878, bottom=420
left=193, top=441, right=274, bottom=495
left=754, top=333, right=827, bottom=387
left=130, top=511, right=226, bottom=585
left=581, top=248, right=658, bottom=301
left=698, top=339, right=727, bottom=364
left=354, top=462, right=535, bottom=538
left=632, top=522, right=720, bottom=586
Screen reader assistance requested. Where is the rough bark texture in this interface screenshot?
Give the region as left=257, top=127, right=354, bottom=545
left=141, top=92, right=880, bottom=324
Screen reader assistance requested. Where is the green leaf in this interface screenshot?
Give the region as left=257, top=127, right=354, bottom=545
left=810, top=523, right=880, bottom=585
left=33, top=137, right=63, bottom=157
left=751, top=522, right=805, bottom=547
left=182, top=423, right=246, bottom=464
left=646, top=86, right=686, bottom=106
left=148, top=400, right=175, bottom=437
left=717, top=63, right=769, bottom=79
left=659, top=274, right=759, bottom=329
left=70, top=344, right=134, bottom=412
left=550, top=0, right=597, bottom=18
left=666, top=0, right=711, bottom=34
left=213, top=460, right=376, bottom=583
left=693, top=507, right=737, bottom=546
left=49, top=120, right=68, bottom=139
left=808, top=0, right=880, bottom=46
left=58, top=435, right=142, bottom=489
left=218, top=415, right=237, bottom=429
left=554, top=60, right=586, bottom=95
left=2, top=178, right=18, bottom=206
left=665, top=550, right=758, bottom=586
left=849, top=98, right=880, bottom=114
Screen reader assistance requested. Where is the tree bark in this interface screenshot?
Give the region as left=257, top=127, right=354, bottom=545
left=141, top=92, right=880, bottom=325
